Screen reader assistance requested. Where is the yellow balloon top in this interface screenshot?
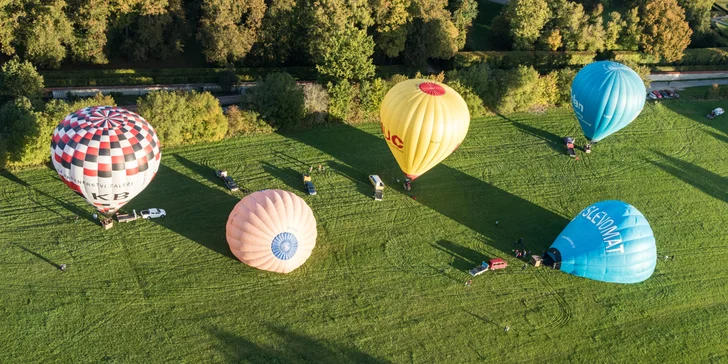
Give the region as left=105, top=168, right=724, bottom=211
left=380, top=79, right=470, bottom=180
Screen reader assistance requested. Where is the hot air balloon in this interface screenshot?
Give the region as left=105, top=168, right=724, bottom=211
left=380, top=79, right=470, bottom=181
left=226, top=189, right=317, bottom=273
left=50, top=106, right=161, bottom=216
left=544, top=200, right=656, bottom=284
left=571, top=61, right=646, bottom=149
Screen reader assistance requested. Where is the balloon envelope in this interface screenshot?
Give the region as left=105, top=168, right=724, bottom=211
left=379, top=79, right=470, bottom=180
left=226, top=189, right=317, bottom=274
left=50, top=106, right=161, bottom=215
left=545, top=200, right=656, bottom=284
left=571, top=61, right=646, bottom=143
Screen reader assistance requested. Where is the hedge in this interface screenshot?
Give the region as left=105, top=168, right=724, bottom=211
left=453, top=51, right=597, bottom=70
left=455, top=48, right=728, bottom=70
left=40, top=67, right=319, bottom=87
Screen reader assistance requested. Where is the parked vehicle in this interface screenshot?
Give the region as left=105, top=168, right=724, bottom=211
left=368, top=175, right=385, bottom=201
left=651, top=90, right=662, bottom=99
left=664, top=90, right=675, bottom=98
left=303, top=174, right=317, bottom=195
left=659, top=90, right=669, bottom=98
left=706, top=107, right=725, bottom=119
left=216, top=170, right=239, bottom=192
left=647, top=92, right=657, bottom=100
left=116, top=209, right=138, bottom=223
left=140, top=208, right=166, bottom=219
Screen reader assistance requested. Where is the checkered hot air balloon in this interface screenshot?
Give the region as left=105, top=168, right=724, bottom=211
left=50, top=106, right=161, bottom=216
left=226, top=189, right=317, bottom=273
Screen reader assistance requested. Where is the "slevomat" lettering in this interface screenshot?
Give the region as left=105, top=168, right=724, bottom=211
left=580, top=205, right=624, bottom=254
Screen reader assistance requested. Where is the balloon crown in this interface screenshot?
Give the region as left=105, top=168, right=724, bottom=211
left=418, top=82, right=446, bottom=96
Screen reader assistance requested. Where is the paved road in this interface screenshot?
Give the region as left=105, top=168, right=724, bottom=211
left=648, top=78, right=728, bottom=91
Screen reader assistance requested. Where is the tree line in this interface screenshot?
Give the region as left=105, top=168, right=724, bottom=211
left=492, top=0, right=717, bottom=62
left=0, top=0, right=478, bottom=80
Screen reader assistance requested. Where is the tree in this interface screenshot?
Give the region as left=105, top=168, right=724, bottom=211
left=67, top=0, right=110, bottom=64
left=137, top=90, right=228, bottom=147
left=0, top=0, right=23, bottom=56
left=118, top=0, right=187, bottom=62
left=370, top=0, right=411, bottom=57
left=677, top=0, right=713, bottom=35
left=504, top=0, right=550, bottom=50
left=0, top=58, right=45, bottom=100
left=639, top=0, right=692, bottom=62
left=197, top=0, right=266, bottom=65
left=618, top=7, right=641, bottom=51
left=20, top=0, right=74, bottom=68
left=605, top=11, right=624, bottom=50
left=308, top=0, right=375, bottom=80
left=548, top=0, right=588, bottom=51
left=0, top=97, right=38, bottom=168
left=403, top=0, right=468, bottom=65
left=249, top=0, right=302, bottom=65
left=450, top=0, right=479, bottom=50
left=253, top=72, right=305, bottom=128
left=316, top=27, right=375, bottom=81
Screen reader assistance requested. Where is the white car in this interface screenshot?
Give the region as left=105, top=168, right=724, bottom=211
left=140, top=208, right=166, bottom=219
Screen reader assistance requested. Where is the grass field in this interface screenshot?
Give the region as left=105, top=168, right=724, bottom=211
left=2, top=97, right=728, bottom=363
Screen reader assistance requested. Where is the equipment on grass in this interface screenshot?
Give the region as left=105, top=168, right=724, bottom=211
left=226, top=189, right=317, bottom=274
left=564, top=137, right=576, bottom=158
left=380, top=79, right=470, bottom=181
left=50, top=106, right=161, bottom=217
left=544, top=200, right=656, bottom=284
left=571, top=61, right=646, bottom=144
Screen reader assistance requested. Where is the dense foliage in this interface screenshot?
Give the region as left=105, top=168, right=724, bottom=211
left=493, top=0, right=706, bottom=62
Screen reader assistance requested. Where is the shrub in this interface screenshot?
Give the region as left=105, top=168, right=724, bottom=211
left=555, top=68, right=577, bottom=107
left=303, top=83, right=329, bottom=126
left=487, top=66, right=543, bottom=114
left=253, top=72, right=305, bottom=129
left=359, top=78, right=389, bottom=122
left=0, top=58, right=45, bottom=100
left=446, top=63, right=491, bottom=100
left=138, top=90, right=228, bottom=147
left=327, top=80, right=354, bottom=123
left=447, top=80, right=487, bottom=118
left=225, top=106, right=274, bottom=136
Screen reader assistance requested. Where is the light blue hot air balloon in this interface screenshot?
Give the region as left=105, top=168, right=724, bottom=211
left=571, top=61, right=646, bottom=143
left=544, top=200, right=656, bottom=284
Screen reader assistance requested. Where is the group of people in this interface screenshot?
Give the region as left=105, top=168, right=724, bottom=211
left=513, top=237, right=531, bottom=259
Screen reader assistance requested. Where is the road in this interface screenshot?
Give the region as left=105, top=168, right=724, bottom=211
left=648, top=78, right=728, bottom=91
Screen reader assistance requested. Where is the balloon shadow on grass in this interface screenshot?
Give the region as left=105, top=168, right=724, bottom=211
left=208, top=324, right=388, bottom=364
left=1, top=169, right=93, bottom=221
left=281, top=123, right=569, bottom=254
left=129, top=160, right=240, bottom=259
left=647, top=151, right=728, bottom=204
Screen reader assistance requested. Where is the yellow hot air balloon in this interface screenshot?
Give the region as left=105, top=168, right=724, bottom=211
left=380, top=79, right=470, bottom=180
left=226, top=189, right=317, bottom=273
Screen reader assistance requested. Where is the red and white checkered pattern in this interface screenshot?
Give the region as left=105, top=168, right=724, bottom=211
left=50, top=106, right=162, bottom=215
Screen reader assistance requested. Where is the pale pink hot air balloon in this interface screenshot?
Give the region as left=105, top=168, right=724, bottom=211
left=226, top=189, right=317, bottom=273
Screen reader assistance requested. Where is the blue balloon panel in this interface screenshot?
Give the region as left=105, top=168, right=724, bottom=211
left=546, top=200, right=656, bottom=284
left=571, top=61, right=646, bottom=143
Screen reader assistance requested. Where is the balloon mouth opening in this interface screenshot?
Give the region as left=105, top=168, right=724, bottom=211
left=271, top=232, right=299, bottom=260
left=542, top=248, right=562, bottom=270
left=418, top=82, right=446, bottom=96
left=404, top=173, right=419, bottom=181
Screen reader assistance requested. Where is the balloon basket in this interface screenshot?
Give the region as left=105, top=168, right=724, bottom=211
left=100, top=218, right=114, bottom=230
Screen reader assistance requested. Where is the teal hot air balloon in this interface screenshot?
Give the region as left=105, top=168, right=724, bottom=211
left=571, top=61, right=646, bottom=144
left=544, top=200, right=656, bottom=284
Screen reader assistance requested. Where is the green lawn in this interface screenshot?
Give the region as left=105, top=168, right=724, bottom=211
left=466, top=0, right=505, bottom=51
left=2, top=98, right=728, bottom=362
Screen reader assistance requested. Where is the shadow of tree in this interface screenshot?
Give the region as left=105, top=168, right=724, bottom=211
left=129, top=162, right=240, bottom=259
left=430, top=239, right=489, bottom=271
left=496, top=112, right=564, bottom=154
left=208, top=325, right=388, bottom=364
left=647, top=151, right=727, bottom=203
left=706, top=130, right=728, bottom=144
left=172, top=153, right=223, bottom=186
left=326, top=160, right=374, bottom=198
left=663, top=100, right=728, bottom=138
left=261, top=162, right=303, bottom=194
left=283, top=123, right=569, bottom=254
